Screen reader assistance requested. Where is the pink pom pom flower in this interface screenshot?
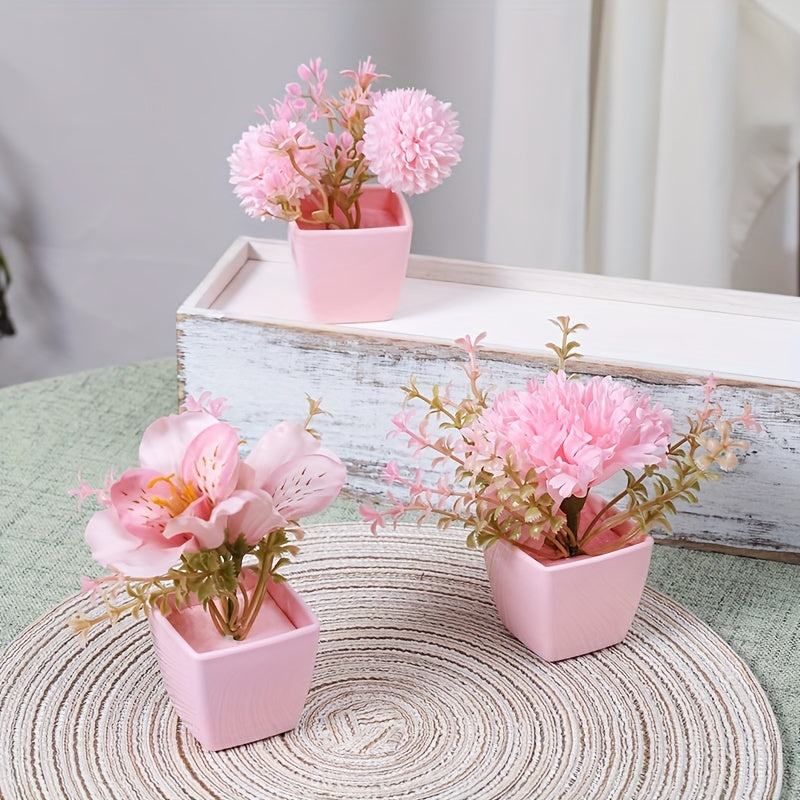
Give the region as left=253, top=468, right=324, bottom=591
left=360, top=318, right=755, bottom=561
left=362, top=88, right=464, bottom=195
left=467, top=371, right=674, bottom=503
left=228, top=120, right=323, bottom=221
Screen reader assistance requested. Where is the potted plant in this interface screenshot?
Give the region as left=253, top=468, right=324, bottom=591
left=361, top=318, right=760, bottom=661
left=70, top=393, right=346, bottom=750
left=228, top=56, right=464, bottom=324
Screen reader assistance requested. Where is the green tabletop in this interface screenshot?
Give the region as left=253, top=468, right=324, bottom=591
left=1, top=358, right=797, bottom=798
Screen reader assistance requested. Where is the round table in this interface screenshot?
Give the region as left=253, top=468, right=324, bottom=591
left=0, top=359, right=796, bottom=797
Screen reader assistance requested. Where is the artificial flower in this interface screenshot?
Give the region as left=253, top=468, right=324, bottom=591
left=86, top=411, right=245, bottom=577
left=71, top=398, right=345, bottom=641
left=362, top=317, right=756, bottom=560
left=467, top=370, right=672, bottom=502
left=241, top=421, right=346, bottom=519
left=362, top=88, right=463, bottom=195
left=229, top=120, right=324, bottom=221
left=229, top=57, right=463, bottom=228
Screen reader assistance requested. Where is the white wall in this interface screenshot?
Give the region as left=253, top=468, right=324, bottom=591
left=0, top=1, right=495, bottom=385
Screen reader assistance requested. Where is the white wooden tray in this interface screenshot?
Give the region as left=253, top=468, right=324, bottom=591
left=177, top=237, right=800, bottom=560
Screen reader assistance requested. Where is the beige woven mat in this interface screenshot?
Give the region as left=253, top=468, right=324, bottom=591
left=0, top=524, right=782, bottom=799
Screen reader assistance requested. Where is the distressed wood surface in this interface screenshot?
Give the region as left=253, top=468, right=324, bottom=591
left=192, top=237, right=800, bottom=385
left=177, top=238, right=800, bottom=561
left=177, top=319, right=799, bottom=561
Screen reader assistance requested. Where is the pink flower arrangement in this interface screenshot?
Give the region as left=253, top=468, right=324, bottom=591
left=228, top=57, right=463, bottom=229
left=70, top=396, right=346, bottom=641
left=361, top=318, right=760, bottom=560
left=467, top=370, right=673, bottom=503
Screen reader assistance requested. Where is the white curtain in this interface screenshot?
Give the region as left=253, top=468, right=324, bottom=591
left=487, top=0, right=800, bottom=292
left=587, top=0, right=800, bottom=289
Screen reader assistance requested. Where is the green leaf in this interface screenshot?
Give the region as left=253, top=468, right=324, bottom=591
left=545, top=343, right=562, bottom=359
left=195, top=579, right=217, bottom=604
left=272, top=557, right=291, bottom=574
left=523, top=506, right=542, bottom=523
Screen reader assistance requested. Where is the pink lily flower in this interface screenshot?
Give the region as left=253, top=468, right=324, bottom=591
left=240, top=421, right=346, bottom=520
left=86, top=411, right=245, bottom=577
left=84, top=412, right=346, bottom=580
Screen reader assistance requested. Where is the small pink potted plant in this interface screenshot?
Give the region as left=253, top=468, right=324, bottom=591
left=361, top=318, right=760, bottom=661
left=228, top=56, right=464, bottom=324
left=70, top=394, right=346, bottom=750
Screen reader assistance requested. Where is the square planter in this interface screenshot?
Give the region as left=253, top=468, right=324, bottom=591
left=483, top=536, right=654, bottom=661
left=148, top=580, right=319, bottom=751
left=288, top=185, right=413, bottom=324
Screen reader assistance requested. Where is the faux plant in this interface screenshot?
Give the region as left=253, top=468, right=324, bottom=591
left=0, top=247, right=14, bottom=337
left=70, top=394, right=346, bottom=641
left=361, top=318, right=760, bottom=560
left=229, top=56, right=463, bottom=229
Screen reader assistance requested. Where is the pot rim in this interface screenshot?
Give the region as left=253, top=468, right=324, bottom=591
left=489, top=534, right=654, bottom=572
left=288, top=184, right=412, bottom=237
left=149, top=581, right=319, bottom=661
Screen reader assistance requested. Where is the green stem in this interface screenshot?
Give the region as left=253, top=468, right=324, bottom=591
left=559, top=494, right=586, bottom=555
left=235, top=552, right=273, bottom=641
left=404, top=385, right=460, bottom=427
left=507, top=532, right=570, bottom=560
left=226, top=594, right=241, bottom=635
left=580, top=477, right=699, bottom=549
left=206, top=599, right=232, bottom=637
left=556, top=323, right=569, bottom=371
left=579, top=435, right=695, bottom=547
left=416, top=497, right=569, bottom=558
left=587, top=525, right=648, bottom=556
left=285, top=149, right=345, bottom=228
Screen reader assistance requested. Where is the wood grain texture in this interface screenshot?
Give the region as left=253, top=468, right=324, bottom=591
left=177, top=317, right=800, bottom=560
left=179, top=238, right=800, bottom=386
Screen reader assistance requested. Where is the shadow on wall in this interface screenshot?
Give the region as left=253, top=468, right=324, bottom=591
left=0, top=132, right=66, bottom=387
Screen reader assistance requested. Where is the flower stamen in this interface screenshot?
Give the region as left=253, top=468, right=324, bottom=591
left=147, top=474, right=200, bottom=515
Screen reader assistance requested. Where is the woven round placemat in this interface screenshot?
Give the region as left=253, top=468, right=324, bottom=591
left=0, top=524, right=782, bottom=800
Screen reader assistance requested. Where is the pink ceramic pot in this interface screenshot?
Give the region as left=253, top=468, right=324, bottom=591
left=288, top=185, right=413, bottom=324
left=483, top=536, right=654, bottom=662
left=149, top=580, right=319, bottom=751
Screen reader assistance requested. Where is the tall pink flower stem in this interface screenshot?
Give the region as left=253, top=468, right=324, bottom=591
left=234, top=549, right=274, bottom=641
